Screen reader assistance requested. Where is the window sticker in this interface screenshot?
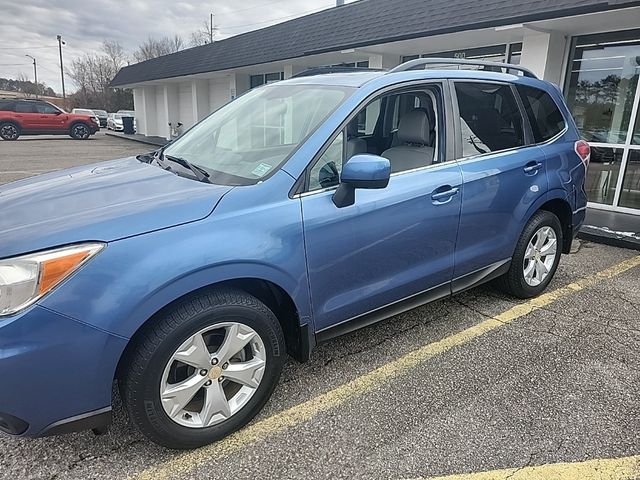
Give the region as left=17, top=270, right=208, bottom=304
left=252, top=162, right=273, bottom=177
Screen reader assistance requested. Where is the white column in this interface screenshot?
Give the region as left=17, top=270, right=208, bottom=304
left=142, top=86, right=157, bottom=137
left=160, top=84, right=179, bottom=140
left=192, top=80, right=210, bottom=122
left=368, top=53, right=402, bottom=70
left=230, top=73, right=250, bottom=99
left=133, top=88, right=146, bottom=135
left=519, top=30, right=567, bottom=85
left=283, top=65, right=305, bottom=79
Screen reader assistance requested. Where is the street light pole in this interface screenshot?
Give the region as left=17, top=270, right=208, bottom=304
left=25, top=54, right=38, bottom=99
left=56, top=35, right=66, bottom=102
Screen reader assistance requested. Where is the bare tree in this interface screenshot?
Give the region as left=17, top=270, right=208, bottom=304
left=16, top=73, right=36, bottom=97
left=133, top=35, right=185, bottom=62
left=190, top=20, right=216, bottom=47
left=102, top=40, right=128, bottom=71
left=66, top=40, right=133, bottom=111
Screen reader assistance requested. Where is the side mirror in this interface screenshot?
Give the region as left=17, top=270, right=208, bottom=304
left=332, top=154, right=391, bottom=208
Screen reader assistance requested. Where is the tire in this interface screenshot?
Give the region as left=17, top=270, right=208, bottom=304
left=497, top=211, right=563, bottom=299
left=0, top=122, right=20, bottom=140
left=120, top=288, right=286, bottom=449
left=70, top=122, right=91, bottom=140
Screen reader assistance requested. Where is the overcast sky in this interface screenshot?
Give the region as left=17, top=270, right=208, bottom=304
left=0, top=0, right=352, bottom=93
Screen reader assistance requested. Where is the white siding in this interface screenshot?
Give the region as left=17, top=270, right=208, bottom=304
left=209, top=77, right=230, bottom=113
left=178, top=82, right=194, bottom=128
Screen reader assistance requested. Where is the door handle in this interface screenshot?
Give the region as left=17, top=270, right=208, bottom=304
left=431, top=186, right=459, bottom=203
left=524, top=162, right=543, bottom=174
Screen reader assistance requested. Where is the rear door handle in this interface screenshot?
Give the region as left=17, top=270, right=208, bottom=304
left=524, top=162, right=543, bottom=174
left=431, top=186, right=459, bottom=203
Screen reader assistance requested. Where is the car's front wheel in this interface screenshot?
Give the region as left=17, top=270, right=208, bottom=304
left=0, top=122, right=20, bottom=140
left=498, top=210, right=563, bottom=298
left=70, top=123, right=91, bottom=140
left=120, top=288, right=286, bottom=449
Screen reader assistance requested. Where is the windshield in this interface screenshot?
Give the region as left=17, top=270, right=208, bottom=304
left=114, top=114, right=123, bottom=120
left=163, top=84, right=352, bottom=185
left=94, top=110, right=107, bottom=116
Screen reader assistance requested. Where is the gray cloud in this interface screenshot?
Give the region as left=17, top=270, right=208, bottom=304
left=0, top=0, right=347, bottom=94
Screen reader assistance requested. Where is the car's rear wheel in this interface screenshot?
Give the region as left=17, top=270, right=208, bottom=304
left=120, top=288, right=286, bottom=449
left=497, top=210, right=562, bottom=298
left=70, top=123, right=91, bottom=140
left=0, top=122, right=20, bottom=140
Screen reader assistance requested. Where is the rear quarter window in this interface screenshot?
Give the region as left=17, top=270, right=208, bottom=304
left=516, top=85, right=566, bottom=143
left=0, top=100, right=15, bottom=111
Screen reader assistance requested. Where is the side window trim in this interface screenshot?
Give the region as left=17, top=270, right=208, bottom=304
left=450, top=79, right=533, bottom=162
left=292, top=79, right=449, bottom=197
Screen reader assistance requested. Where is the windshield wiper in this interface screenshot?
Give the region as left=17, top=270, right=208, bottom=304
left=155, top=152, right=212, bottom=184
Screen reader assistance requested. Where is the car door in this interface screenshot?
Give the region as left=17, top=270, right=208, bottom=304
left=34, top=101, right=66, bottom=131
left=13, top=102, right=40, bottom=131
left=300, top=82, right=463, bottom=335
left=451, top=80, right=548, bottom=285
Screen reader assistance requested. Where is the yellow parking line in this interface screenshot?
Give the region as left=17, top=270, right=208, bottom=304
left=130, top=255, right=640, bottom=480
left=411, top=454, right=640, bottom=479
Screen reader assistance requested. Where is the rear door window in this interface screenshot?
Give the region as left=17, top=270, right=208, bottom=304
left=454, top=82, right=525, bottom=157
left=15, top=102, right=36, bottom=113
left=516, top=85, right=566, bottom=143
left=0, top=100, right=14, bottom=111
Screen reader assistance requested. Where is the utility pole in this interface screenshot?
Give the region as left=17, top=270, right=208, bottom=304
left=25, top=54, right=38, bottom=99
left=56, top=34, right=66, bottom=102
left=210, top=13, right=215, bottom=43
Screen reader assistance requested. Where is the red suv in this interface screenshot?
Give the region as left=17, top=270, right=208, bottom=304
left=0, top=98, right=99, bottom=141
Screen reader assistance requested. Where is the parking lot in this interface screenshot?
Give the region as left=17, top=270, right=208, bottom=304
left=1, top=135, right=639, bottom=480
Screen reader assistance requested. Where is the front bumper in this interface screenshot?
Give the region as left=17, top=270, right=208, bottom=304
left=0, top=305, right=127, bottom=437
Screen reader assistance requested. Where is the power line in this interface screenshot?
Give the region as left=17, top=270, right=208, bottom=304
left=216, top=0, right=292, bottom=17
left=220, top=3, right=334, bottom=31
left=0, top=63, right=29, bottom=66
left=0, top=45, right=58, bottom=50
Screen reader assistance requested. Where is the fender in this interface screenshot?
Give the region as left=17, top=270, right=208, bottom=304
left=125, top=261, right=311, bottom=340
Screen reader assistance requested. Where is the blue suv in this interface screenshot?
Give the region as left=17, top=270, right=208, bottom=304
left=0, top=59, right=589, bottom=448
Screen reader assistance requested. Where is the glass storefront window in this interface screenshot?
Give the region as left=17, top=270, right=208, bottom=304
left=585, top=146, right=624, bottom=205
left=619, top=149, right=640, bottom=208
left=565, top=31, right=640, bottom=144
left=508, top=43, right=522, bottom=65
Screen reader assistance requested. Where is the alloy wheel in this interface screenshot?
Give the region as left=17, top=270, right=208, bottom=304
left=74, top=124, right=89, bottom=139
left=1, top=124, right=18, bottom=140
left=523, top=226, right=557, bottom=287
left=160, top=322, right=266, bottom=429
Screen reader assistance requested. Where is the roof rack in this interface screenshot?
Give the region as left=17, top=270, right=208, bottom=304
left=388, top=58, right=538, bottom=78
left=292, top=66, right=383, bottom=78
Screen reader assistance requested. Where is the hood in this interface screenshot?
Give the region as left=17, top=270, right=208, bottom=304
left=0, top=157, right=232, bottom=259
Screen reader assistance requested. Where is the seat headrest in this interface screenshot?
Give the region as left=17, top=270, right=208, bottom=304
left=347, top=120, right=359, bottom=139
left=397, top=110, right=431, bottom=146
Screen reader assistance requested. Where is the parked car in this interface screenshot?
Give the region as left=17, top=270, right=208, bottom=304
left=0, top=99, right=99, bottom=140
left=92, top=109, right=108, bottom=128
left=108, top=112, right=137, bottom=132
left=107, top=113, right=125, bottom=131
left=0, top=60, right=589, bottom=449
left=71, top=108, right=101, bottom=126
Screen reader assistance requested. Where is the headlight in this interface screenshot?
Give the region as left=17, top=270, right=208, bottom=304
left=0, top=243, right=104, bottom=316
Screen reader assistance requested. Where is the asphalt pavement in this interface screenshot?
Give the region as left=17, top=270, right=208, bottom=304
left=0, top=134, right=638, bottom=480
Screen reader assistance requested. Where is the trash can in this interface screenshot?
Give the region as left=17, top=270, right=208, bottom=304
left=122, top=116, right=135, bottom=134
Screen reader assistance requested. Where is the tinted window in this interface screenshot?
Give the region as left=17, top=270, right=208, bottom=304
left=517, top=85, right=566, bottom=143
left=15, top=102, right=36, bottom=113
left=455, top=82, right=525, bottom=157
left=36, top=102, right=60, bottom=114
left=0, top=100, right=14, bottom=111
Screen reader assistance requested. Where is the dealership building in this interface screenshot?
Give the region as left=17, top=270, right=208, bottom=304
left=111, top=0, right=640, bottom=229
